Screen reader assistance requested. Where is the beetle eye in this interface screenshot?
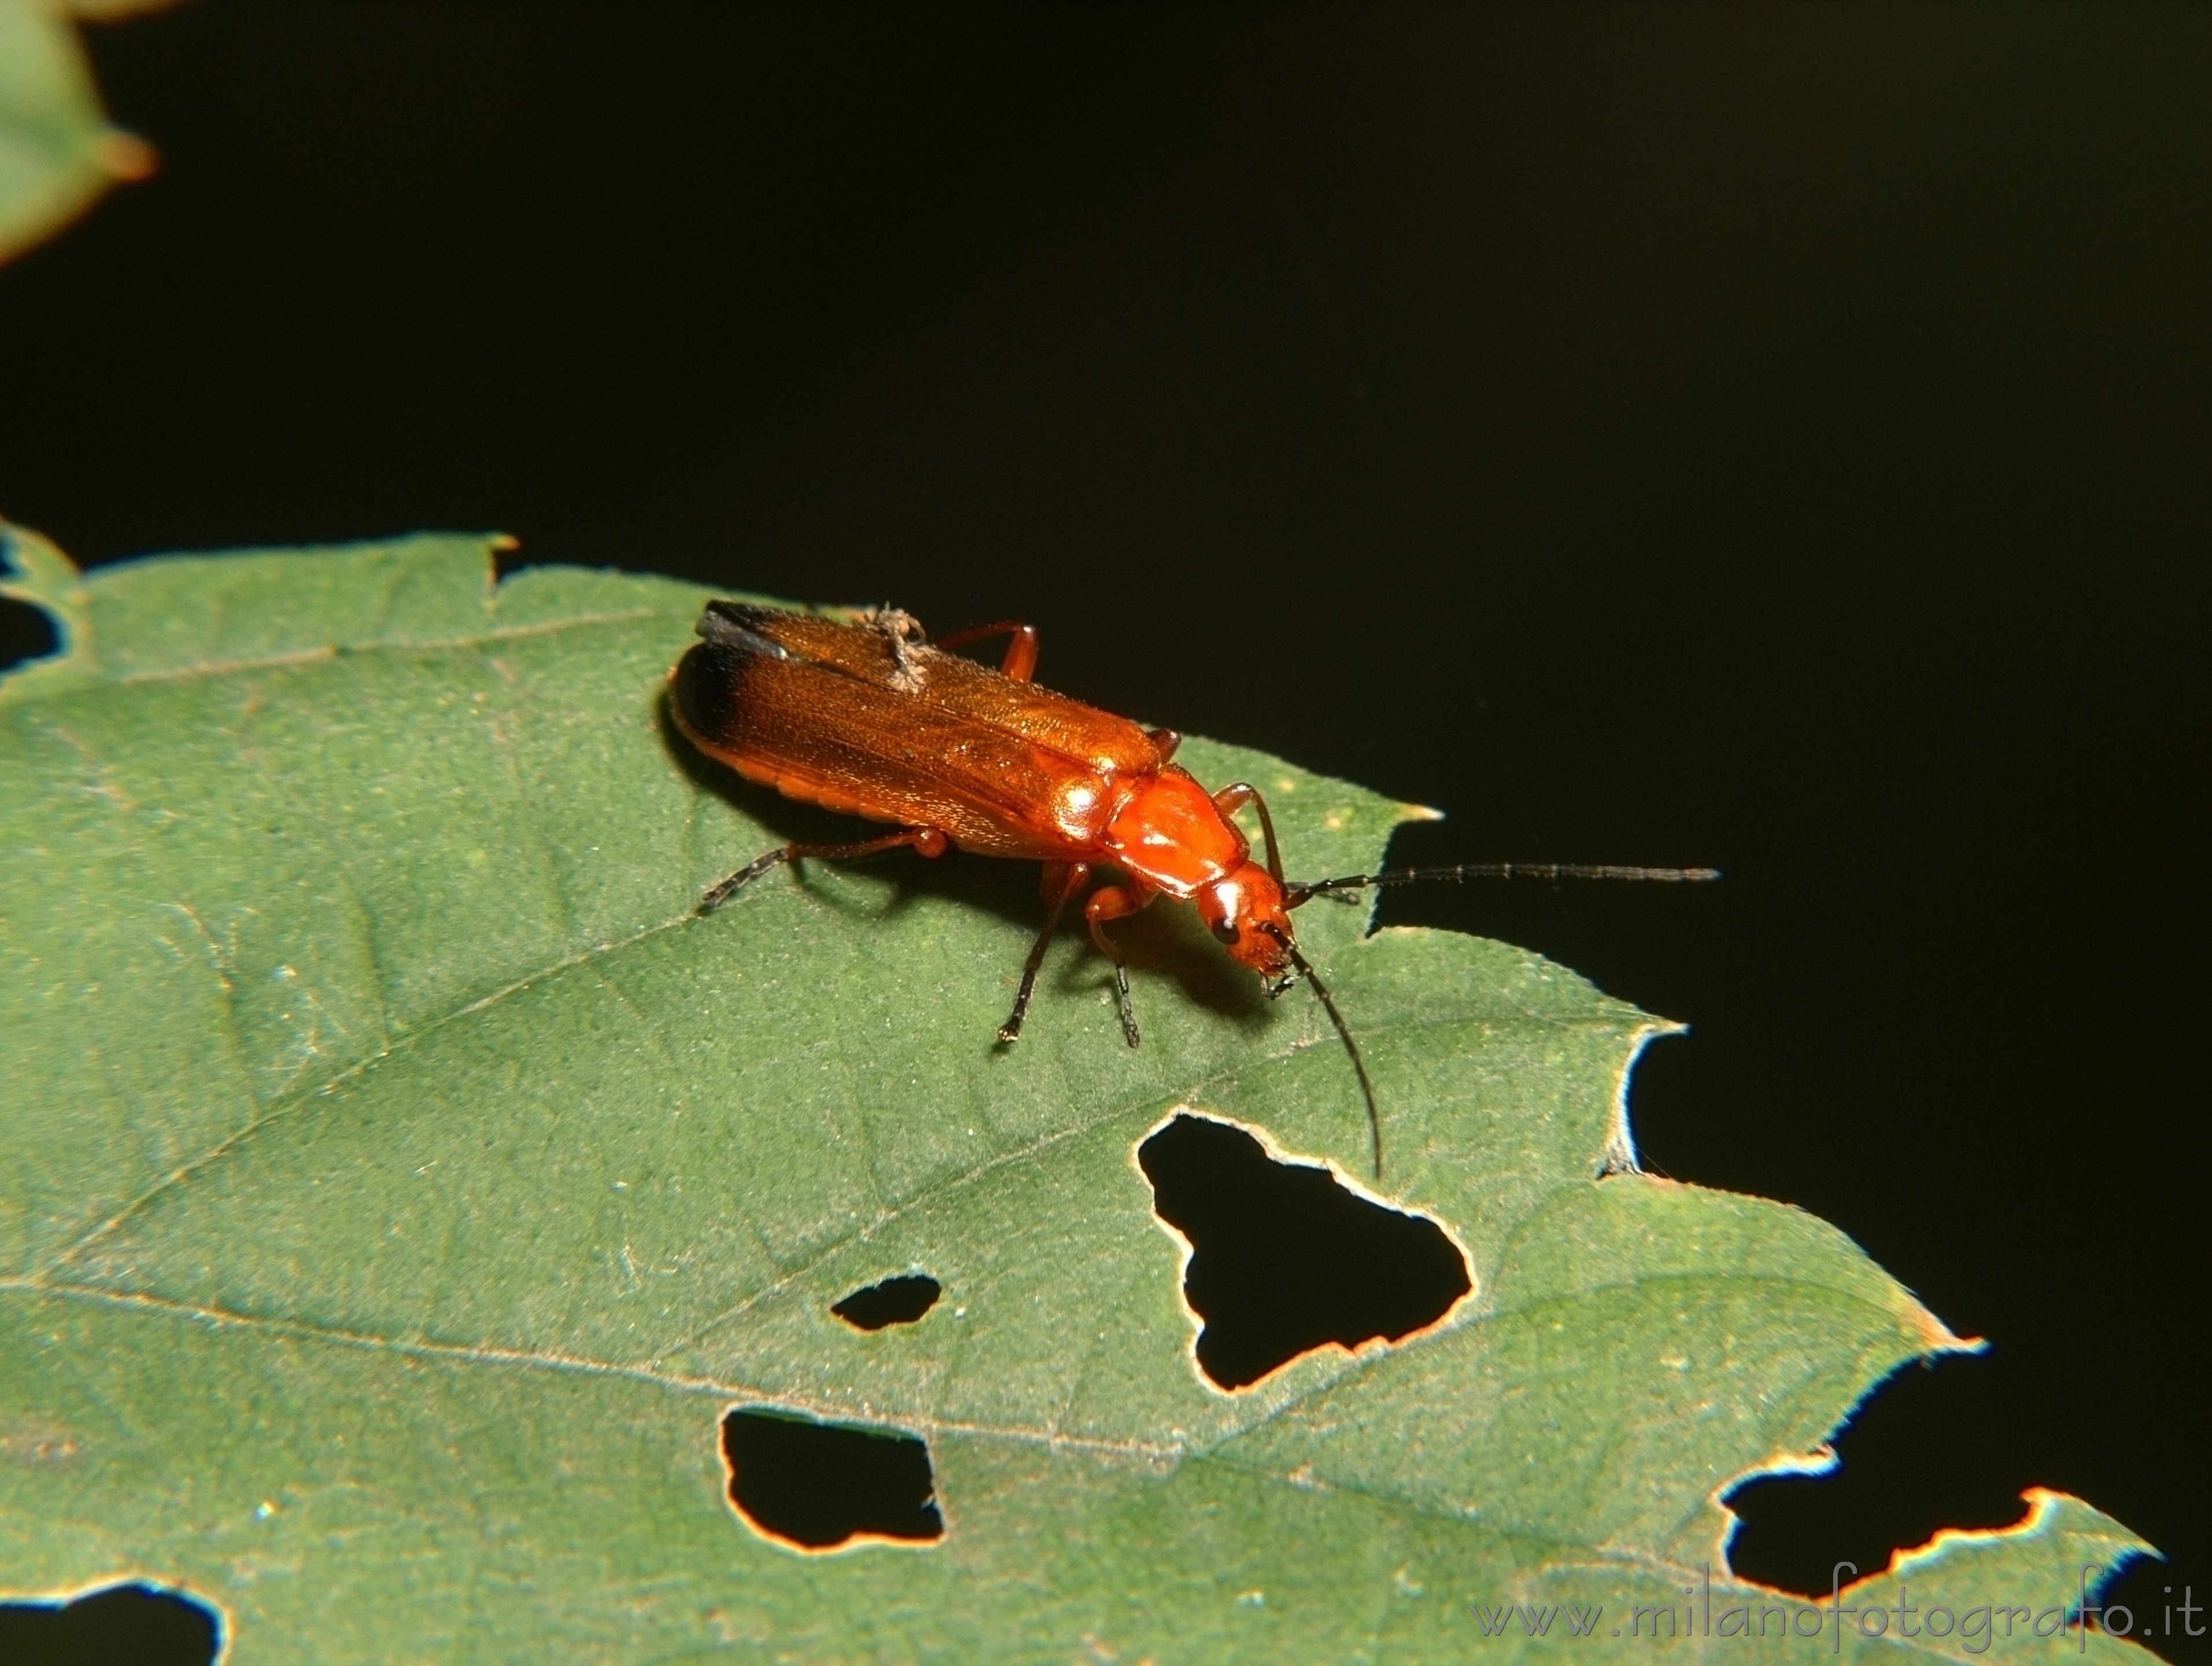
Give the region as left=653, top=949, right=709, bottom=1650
left=1210, top=920, right=1240, bottom=945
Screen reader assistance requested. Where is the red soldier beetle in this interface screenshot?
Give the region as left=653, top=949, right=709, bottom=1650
left=669, top=600, right=1716, bottom=1180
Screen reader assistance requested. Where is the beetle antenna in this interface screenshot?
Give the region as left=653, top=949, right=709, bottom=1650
left=1286, top=862, right=1721, bottom=907
left=1263, top=925, right=1382, bottom=1181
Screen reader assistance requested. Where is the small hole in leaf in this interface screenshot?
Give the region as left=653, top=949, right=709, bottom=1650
left=721, top=1407, right=944, bottom=1550
left=1139, top=1112, right=1472, bottom=1390
left=831, top=1273, right=942, bottom=1330
left=0, top=1580, right=221, bottom=1665
left=0, top=595, right=60, bottom=676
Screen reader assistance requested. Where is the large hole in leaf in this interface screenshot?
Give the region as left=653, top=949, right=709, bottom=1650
left=721, top=1407, right=944, bottom=1551
left=0, top=595, right=60, bottom=676
left=0, top=1580, right=220, bottom=1665
left=1138, top=1111, right=1472, bottom=1390
left=1723, top=1352, right=2059, bottom=1594
left=831, top=1273, right=942, bottom=1330
left=1724, top=1352, right=2165, bottom=1638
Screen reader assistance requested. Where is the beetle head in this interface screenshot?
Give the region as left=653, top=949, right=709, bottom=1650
left=1196, top=864, right=1298, bottom=990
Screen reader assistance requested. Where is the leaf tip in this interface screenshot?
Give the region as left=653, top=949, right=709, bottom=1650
left=1900, top=1296, right=1982, bottom=1357
left=91, top=129, right=158, bottom=182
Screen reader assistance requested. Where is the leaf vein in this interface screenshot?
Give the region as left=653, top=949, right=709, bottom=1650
left=98, top=606, right=691, bottom=692
left=0, top=1278, right=1188, bottom=1462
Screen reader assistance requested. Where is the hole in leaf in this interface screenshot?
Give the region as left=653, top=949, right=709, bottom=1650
left=1138, top=1111, right=1472, bottom=1390
left=0, top=595, right=60, bottom=676
left=0, top=1580, right=221, bottom=1665
left=831, top=1273, right=942, bottom=1330
left=1722, top=1352, right=2051, bottom=1596
left=721, top=1407, right=944, bottom=1551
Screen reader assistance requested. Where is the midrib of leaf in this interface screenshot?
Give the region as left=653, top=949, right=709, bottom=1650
left=27, top=934, right=1553, bottom=1341
left=2, top=1258, right=1981, bottom=1664
left=15, top=1000, right=1919, bottom=1532
left=32, top=901, right=699, bottom=1272
left=0, top=1277, right=1190, bottom=1463
left=93, top=605, right=685, bottom=691
left=3, top=1233, right=1915, bottom=1503
left=10, top=904, right=1757, bottom=1501
left=21, top=601, right=1616, bottom=1292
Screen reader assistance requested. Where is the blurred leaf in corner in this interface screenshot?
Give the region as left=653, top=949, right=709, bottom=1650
left=0, top=0, right=169, bottom=266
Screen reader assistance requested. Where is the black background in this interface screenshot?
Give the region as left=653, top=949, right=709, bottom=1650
left=2, top=2, right=2205, bottom=1656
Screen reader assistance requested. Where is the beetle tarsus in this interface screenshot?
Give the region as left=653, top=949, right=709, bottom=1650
left=1111, top=959, right=1140, bottom=1048
left=699, top=847, right=792, bottom=913
left=996, top=935, right=1050, bottom=1044
left=996, top=946, right=1045, bottom=1045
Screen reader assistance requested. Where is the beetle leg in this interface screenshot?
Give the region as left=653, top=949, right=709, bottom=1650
left=932, top=620, right=1041, bottom=683
left=1210, top=781, right=1286, bottom=887
left=1083, top=882, right=1153, bottom=1048
left=996, top=861, right=1090, bottom=1044
left=1147, top=727, right=1181, bottom=764
left=697, top=826, right=948, bottom=914
left=999, top=627, right=1040, bottom=683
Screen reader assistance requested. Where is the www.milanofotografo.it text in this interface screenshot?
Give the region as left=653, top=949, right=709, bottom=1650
left=1468, top=1566, right=2200, bottom=1649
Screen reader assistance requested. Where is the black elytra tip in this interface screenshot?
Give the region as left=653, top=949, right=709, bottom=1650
left=672, top=639, right=748, bottom=739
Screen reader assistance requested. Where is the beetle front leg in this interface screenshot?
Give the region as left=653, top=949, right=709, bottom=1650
left=1083, top=881, right=1153, bottom=1048
left=1210, top=781, right=1286, bottom=886
left=697, top=826, right=948, bottom=913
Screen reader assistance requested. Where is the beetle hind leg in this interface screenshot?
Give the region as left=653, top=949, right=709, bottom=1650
left=697, top=826, right=948, bottom=914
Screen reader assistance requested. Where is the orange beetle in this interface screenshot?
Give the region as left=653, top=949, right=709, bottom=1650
left=670, top=600, right=1715, bottom=1176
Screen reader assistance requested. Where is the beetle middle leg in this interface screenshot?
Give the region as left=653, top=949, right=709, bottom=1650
left=996, top=861, right=1090, bottom=1044
left=697, top=826, right=948, bottom=914
left=1084, top=881, right=1154, bottom=1048
left=932, top=620, right=1040, bottom=683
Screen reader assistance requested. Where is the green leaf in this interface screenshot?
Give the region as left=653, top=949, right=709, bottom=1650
left=0, top=0, right=156, bottom=266
left=0, top=527, right=2154, bottom=1660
